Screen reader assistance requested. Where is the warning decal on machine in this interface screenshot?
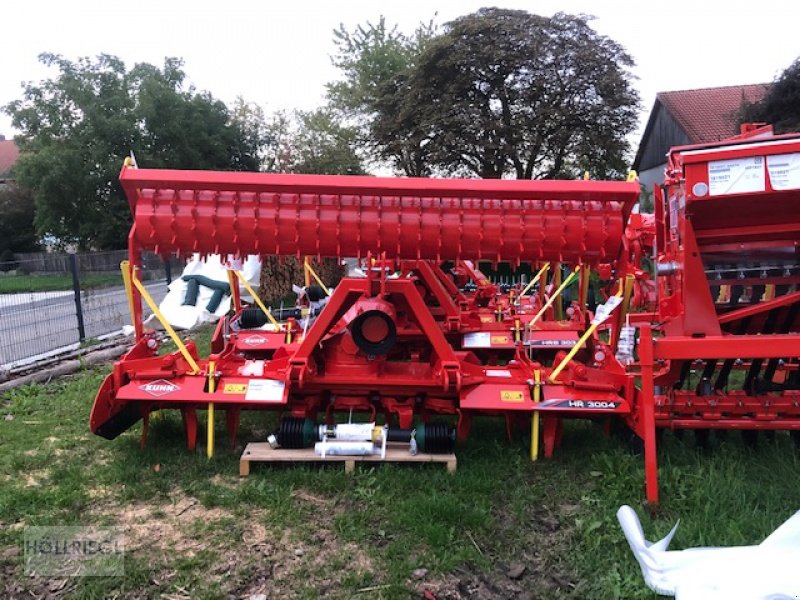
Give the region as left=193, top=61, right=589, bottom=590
left=766, top=152, right=800, bottom=190
left=500, top=390, right=524, bottom=403
left=708, top=156, right=765, bottom=196
left=223, top=383, right=247, bottom=394
left=245, top=379, right=286, bottom=402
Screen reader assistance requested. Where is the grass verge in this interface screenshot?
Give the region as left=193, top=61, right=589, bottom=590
left=0, top=273, right=122, bottom=294
left=1, top=337, right=799, bottom=598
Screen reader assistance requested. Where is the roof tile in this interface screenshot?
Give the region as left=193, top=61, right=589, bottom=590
left=0, top=139, right=20, bottom=177
left=658, top=84, right=769, bottom=143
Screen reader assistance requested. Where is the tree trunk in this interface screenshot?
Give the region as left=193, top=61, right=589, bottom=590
left=258, top=256, right=344, bottom=304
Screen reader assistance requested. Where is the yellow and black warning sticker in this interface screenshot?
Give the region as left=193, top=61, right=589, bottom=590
left=500, top=390, right=524, bottom=403
left=223, top=383, right=248, bottom=394
left=491, top=335, right=510, bottom=345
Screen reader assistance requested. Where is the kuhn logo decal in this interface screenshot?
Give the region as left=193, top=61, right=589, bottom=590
left=243, top=335, right=267, bottom=346
left=139, top=379, right=180, bottom=397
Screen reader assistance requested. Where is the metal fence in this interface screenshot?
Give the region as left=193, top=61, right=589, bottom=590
left=0, top=251, right=182, bottom=370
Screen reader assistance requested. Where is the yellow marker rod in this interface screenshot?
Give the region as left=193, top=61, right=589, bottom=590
left=622, top=274, right=635, bottom=316
left=531, top=368, right=542, bottom=461
left=131, top=272, right=200, bottom=373
left=528, top=266, right=581, bottom=329
left=120, top=260, right=139, bottom=337
left=549, top=291, right=623, bottom=383
left=303, top=256, right=312, bottom=288
left=233, top=270, right=280, bottom=329
left=518, top=263, right=550, bottom=299
left=304, top=259, right=331, bottom=296
left=227, top=270, right=241, bottom=312
left=207, top=360, right=216, bottom=459
left=552, top=266, right=563, bottom=320
left=579, top=265, right=591, bottom=313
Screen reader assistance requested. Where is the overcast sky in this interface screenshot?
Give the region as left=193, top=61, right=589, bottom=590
left=2, top=0, right=799, bottom=154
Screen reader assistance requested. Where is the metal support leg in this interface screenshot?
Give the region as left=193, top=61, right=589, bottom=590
left=542, top=417, right=559, bottom=458
left=181, top=408, right=198, bottom=451
left=640, top=325, right=659, bottom=505
left=226, top=408, right=241, bottom=450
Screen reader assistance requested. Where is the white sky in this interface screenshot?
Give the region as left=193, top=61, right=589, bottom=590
left=2, top=0, right=799, bottom=154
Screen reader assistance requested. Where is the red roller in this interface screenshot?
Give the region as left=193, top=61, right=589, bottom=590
left=122, top=167, right=638, bottom=264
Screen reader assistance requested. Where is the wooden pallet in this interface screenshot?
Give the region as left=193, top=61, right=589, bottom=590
left=239, top=442, right=457, bottom=476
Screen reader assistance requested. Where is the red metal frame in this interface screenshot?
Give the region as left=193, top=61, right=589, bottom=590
left=92, top=125, right=800, bottom=506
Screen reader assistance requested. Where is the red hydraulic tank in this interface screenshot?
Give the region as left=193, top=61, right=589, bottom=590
left=122, top=167, right=638, bottom=264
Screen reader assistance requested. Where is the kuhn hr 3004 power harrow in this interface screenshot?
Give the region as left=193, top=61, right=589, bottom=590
left=91, top=125, right=800, bottom=503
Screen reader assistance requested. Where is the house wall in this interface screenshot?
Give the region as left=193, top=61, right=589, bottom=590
left=638, top=165, right=664, bottom=192
left=635, top=102, right=691, bottom=172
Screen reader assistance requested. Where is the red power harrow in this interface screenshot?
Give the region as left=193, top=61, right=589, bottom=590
left=92, top=125, right=800, bottom=503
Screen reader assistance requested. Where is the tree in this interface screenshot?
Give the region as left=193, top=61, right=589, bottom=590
left=0, top=183, right=39, bottom=258
left=328, top=16, right=437, bottom=175
left=4, top=54, right=259, bottom=249
left=741, top=56, right=800, bottom=133
left=292, top=109, right=364, bottom=175
left=330, top=10, right=639, bottom=179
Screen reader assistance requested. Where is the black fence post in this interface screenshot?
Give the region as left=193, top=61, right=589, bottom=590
left=69, top=253, right=86, bottom=342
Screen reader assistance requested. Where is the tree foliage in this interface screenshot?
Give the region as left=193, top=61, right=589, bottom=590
left=4, top=54, right=259, bottom=249
left=291, top=109, right=364, bottom=175
left=0, top=183, right=39, bottom=257
left=252, top=108, right=364, bottom=176
left=328, top=16, right=437, bottom=175
left=329, top=9, right=638, bottom=179
left=741, top=56, right=800, bottom=133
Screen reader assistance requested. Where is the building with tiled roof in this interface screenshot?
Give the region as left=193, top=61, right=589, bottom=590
left=0, top=135, right=20, bottom=182
left=633, top=84, right=769, bottom=190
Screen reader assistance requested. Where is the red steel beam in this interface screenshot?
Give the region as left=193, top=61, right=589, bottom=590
left=653, top=334, right=800, bottom=359
left=121, top=166, right=638, bottom=264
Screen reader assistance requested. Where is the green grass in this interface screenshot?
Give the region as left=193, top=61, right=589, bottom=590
left=0, top=273, right=122, bottom=294
left=2, top=333, right=800, bottom=598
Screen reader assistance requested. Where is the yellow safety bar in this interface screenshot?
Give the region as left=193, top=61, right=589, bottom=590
left=303, top=256, right=312, bottom=288
left=227, top=270, right=239, bottom=312
left=232, top=270, right=280, bottom=329
left=579, top=265, right=591, bottom=312
left=120, top=260, right=138, bottom=334
left=304, top=257, right=331, bottom=296
left=207, top=360, right=216, bottom=459
left=620, top=273, right=635, bottom=325
left=549, top=289, right=624, bottom=383
left=528, top=266, right=581, bottom=329
left=530, top=368, right=542, bottom=461
left=518, top=263, right=550, bottom=299
left=129, top=265, right=200, bottom=374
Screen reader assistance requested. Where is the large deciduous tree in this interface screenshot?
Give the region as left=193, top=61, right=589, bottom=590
left=4, top=54, right=259, bottom=249
left=328, top=16, right=437, bottom=176
left=330, top=9, right=639, bottom=179
left=741, top=56, right=800, bottom=133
